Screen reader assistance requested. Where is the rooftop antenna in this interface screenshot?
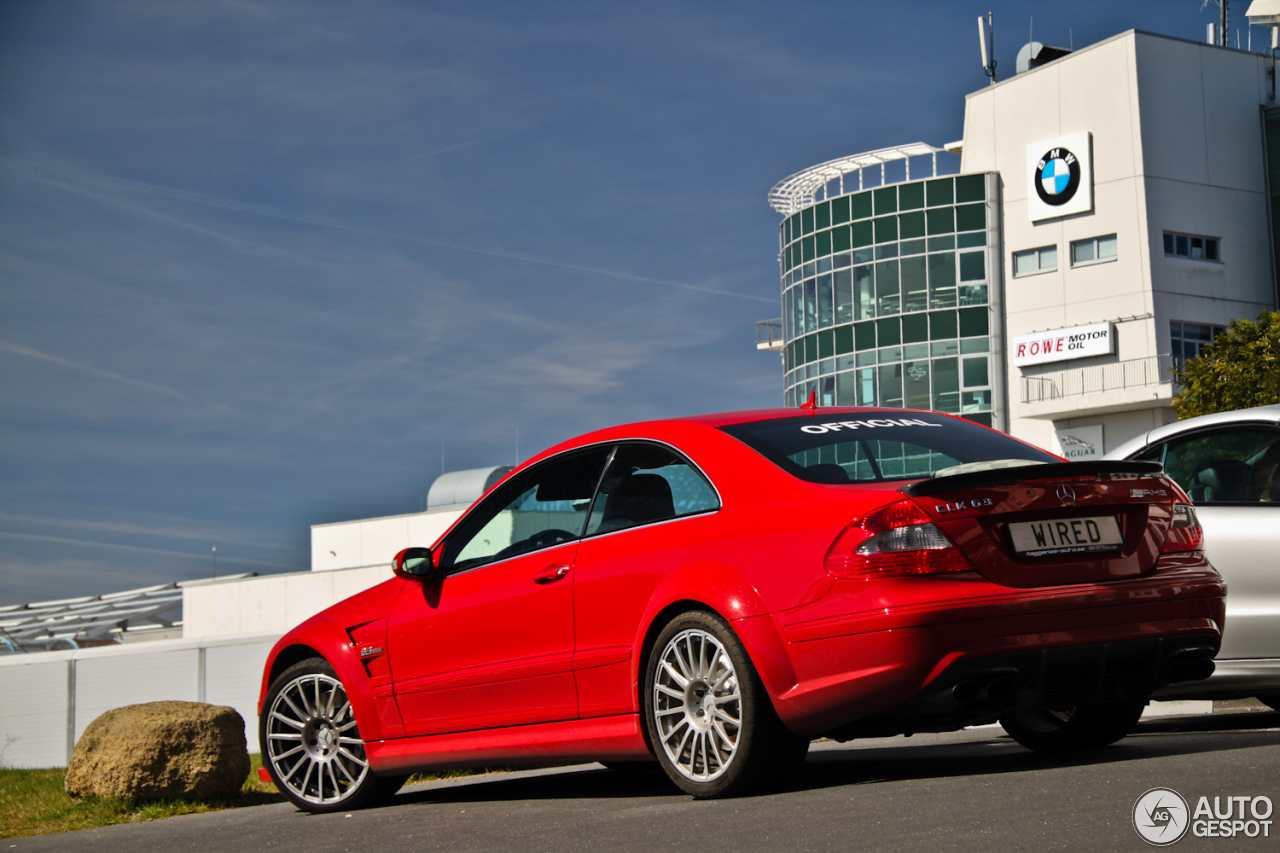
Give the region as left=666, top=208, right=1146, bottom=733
left=979, top=12, right=997, bottom=83
left=1201, top=0, right=1229, bottom=47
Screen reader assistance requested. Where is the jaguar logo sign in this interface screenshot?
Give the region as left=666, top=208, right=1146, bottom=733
left=1054, top=425, right=1104, bottom=461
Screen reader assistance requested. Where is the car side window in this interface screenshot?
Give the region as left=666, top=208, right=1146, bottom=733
left=1133, top=444, right=1163, bottom=463
left=1157, top=427, right=1280, bottom=504
left=585, top=442, right=719, bottom=536
left=440, top=447, right=611, bottom=573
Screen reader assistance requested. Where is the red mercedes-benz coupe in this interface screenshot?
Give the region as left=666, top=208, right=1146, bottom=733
left=258, top=407, right=1225, bottom=812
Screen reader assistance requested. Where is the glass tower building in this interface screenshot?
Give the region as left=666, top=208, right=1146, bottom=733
left=770, top=151, right=1004, bottom=429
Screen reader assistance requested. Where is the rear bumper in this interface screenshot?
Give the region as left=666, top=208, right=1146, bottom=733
left=755, top=557, right=1226, bottom=736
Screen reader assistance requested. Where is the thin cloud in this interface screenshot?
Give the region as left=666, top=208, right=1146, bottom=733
left=0, top=511, right=272, bottom=548
left=0, top=339, right=192, bottom=402
left=2, top=156, right=775, bottom=304
left=0, top=530, right=299, bottom=571
left=405, top=130, right=519, bottom=161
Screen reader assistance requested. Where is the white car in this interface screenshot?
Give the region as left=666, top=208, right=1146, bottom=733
left=1106, top=404, right=1280, bottom=706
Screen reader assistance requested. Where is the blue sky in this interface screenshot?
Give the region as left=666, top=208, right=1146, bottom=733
left=0, top=1, right=1253, bottom=604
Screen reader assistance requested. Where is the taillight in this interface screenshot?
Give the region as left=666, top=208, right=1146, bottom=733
left=1161, top=503, right=1204, bottom=553
left=824, top=499, right=973, bottom=579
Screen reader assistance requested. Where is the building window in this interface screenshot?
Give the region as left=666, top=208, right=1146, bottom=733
left=1070, top=234, right=1117, bottom=267
left=1012, top=245, right=1057, bottom=277
left=778, top=175, right=996, bottom=425
left=1170, top=321, right=1223, bottom=370
left=1163, top=231, right=1219, bottom=262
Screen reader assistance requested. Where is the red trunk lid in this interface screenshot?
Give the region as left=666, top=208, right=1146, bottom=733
left=901, top=461, right=1178, bottom=588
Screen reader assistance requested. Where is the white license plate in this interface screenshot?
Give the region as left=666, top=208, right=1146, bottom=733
left=1007, top=516, right=1124, bottom=557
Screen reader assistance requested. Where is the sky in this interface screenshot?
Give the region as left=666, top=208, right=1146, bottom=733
left=0, top=0, right=1259, bottom=605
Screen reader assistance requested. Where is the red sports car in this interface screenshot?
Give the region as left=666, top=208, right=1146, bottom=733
left=258, top=406, right=1225, bottom=812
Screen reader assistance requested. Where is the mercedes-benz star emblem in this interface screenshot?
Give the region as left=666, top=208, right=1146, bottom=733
left=1056, top=484, right=1077, bottom=505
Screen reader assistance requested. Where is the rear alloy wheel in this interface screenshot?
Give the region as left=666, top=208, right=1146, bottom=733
left=643, top=611, right=808, bottom=798
left=999, top=700, right=1146, bottom=752
left=261, top=657, right=406, bottom=813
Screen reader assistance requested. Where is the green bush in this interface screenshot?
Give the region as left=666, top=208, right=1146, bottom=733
left=1173, top=310, right=1280, bottom=419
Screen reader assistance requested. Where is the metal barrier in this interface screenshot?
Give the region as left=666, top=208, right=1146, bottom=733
left=755, top=319, right=783, bottom=351
left=1021, top=354, right=1176, bottom=403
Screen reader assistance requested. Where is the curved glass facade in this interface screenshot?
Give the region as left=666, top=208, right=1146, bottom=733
left=778, top=172, right=1002, bottom=427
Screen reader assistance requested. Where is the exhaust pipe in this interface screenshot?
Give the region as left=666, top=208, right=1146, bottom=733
left=1188, top=659, right=1215, bottom=682
left=951, top=679, right=980, bottom=707
left=984, top=676, right=1018, bottom=705
left=1166, top=660, right=1193, bottom=683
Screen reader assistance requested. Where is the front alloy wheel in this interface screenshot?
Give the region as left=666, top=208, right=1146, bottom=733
left=644, top=612, right=808, bottom=798
left=261, top=658, right=405, bottom=812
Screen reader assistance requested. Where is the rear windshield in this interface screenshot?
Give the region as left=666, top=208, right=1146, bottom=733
left=719, top=413, right=1058, bottom=484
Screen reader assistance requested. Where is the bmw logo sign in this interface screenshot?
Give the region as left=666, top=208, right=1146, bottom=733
left=1034, top=147, right=1081, bottom=206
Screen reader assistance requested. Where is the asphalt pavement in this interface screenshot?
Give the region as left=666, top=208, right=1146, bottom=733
left=9, top=710, right=1280, bottom=853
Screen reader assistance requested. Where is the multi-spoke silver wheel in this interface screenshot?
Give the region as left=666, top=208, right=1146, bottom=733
left=265, top=670, right=370, bottom=807
left=644, top=612, right=809, bottom=798
left=652, top=628, right=742, bottom=782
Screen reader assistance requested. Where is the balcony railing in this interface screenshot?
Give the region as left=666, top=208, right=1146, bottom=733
left=1021, top=354, right=1176, bottom=404
left=755, top=319, right=784, bottom=352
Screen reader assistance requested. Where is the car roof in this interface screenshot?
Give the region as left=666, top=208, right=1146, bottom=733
left=1106, top=404, right=1280, bottom=459
left=675, top=406, right=950, bottom=428
left=527, top=406, right=963, bottom=467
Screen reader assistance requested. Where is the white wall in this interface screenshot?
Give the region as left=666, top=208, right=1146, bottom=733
left=1, top=524, right=432, bottom=768
left=310, top=508, right=464, bottom=572
left=0, top=634, right=278, bottom=769
left=182, top=565, right=387, bottom=638
left=1135, top=35, right=1276, bottom=344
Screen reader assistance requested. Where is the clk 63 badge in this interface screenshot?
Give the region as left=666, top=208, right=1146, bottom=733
left=935, top=498, right=995, bottom=514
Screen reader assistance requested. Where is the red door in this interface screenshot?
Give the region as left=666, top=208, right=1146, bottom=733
left=385, top=445, right=611, bottom=737
left=386, top=541, right=579, bottom=737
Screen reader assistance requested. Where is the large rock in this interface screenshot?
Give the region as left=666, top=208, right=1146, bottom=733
left=65, top=700, right=250, bottom=801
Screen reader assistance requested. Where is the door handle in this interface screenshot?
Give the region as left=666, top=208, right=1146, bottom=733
left=534, top=566, right=571, bottom=584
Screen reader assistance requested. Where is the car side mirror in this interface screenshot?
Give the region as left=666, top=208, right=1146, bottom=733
left=392, top=547, right=440, bottom=581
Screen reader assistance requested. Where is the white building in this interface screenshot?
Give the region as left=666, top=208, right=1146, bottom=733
left=766, top=29, right=1278, bottom=457
left=0, top=467, right=505, bottom=768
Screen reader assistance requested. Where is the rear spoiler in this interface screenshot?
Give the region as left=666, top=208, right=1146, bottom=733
left=900, top=460, right=1165, bottom=497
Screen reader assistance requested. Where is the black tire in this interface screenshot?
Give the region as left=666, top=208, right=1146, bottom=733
left=642, top=611, right=809, bottom=798
left=999, top=700, right=1146, bottom=752
left=260, top=657, right=407, bottom=813
left=1255, top=693, right=1280, bottom=712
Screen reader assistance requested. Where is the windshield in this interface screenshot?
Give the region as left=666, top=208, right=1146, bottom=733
left=719, top=413, right=1058, bottom=484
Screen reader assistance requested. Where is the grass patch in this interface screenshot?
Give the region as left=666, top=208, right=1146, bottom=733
left=0, top=753, right=284, bottom=840
left=1, top=753, right=541, bottom=839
